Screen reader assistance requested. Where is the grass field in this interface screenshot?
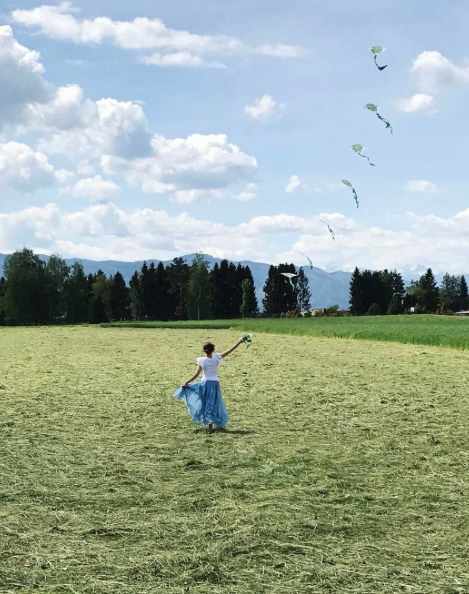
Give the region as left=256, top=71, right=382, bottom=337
left=2, top=326, right=469, bottom=593
left=105, top=314, right=469, bottom=350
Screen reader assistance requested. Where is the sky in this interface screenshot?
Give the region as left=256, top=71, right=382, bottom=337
left=1, top=0, right=469, bottom=273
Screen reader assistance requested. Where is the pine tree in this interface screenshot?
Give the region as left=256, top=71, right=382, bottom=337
left=262, top=265, right=276, bottom=315
left=46, top=255, right=70, bottom=323
left=240, top=278, right=252, bottom=318
left=109, top=271, right=130, bottom=321
left=64, top=262, right=89, bottom=324
left=210, top=263, right=224, bottom=319
left=0, top=277, right=6, bottom=326
left=349, top=267, right=364, bottom=315
left=129, top=271, right=145, bottom=320
left=419, top=268, right=439, bottom=313
left=277, top=263, right=298, bottom=313
left=166, top=257, right=191, bottom=320
left=244, top=266, right=259, bottom=316
left=390, top=271, right=405, bottom=314
left=187, top=254, right=212, bottom=320
left=296, top=267, right=312, bottom=311
left=155, top=262, right=171, bottom=320
left=460, top=275, right=469, bottom=311
left=140, top=262, right=152, bottom=320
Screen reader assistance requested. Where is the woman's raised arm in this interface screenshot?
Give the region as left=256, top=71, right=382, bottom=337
left=221, top=339, right=243, bottom=359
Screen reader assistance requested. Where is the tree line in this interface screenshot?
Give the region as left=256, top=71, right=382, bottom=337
left=350, top=267, right=469, bottom=315
left=0, top=250, right=264, bottom=326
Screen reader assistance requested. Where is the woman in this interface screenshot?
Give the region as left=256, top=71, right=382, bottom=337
left=174, top=339, right=244, bottom=432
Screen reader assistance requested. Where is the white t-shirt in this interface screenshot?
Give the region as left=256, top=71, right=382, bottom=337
left=197, top=353, right=223, bottom=381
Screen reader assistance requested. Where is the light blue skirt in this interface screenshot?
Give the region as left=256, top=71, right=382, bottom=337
left=174, top=379, right=229, bottom=428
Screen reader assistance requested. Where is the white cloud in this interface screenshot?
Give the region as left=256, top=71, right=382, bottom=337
left=0, top=142, right=58, bottom=192
left=11, top=3, right=302, bottom=68
left=285, top=175, right=307, bottom=194
left=39, top=97, right=152, bottom=162
left=257, top=44, right=303, bottom=58
left=102, top=133, right=257, bottom=197
left=4, top=203, right=469, bottom=273
left=170, top=189, right=222, bottom=204
left=395, top=93, right=436, bottom=114
left=0, top=25, right=52, bottom=127
left=412, top=51, right=469, bottom=93
left=141, top=52, right=225, bottom=69
left=244, top=95, right=283, bottom=121
left=405, top=180, right=438, bottom=194
left=66, top=175, right=121, bottom=202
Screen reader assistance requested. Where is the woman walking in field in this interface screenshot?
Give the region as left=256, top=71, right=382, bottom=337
left=174, top=337, right=250, bottom=432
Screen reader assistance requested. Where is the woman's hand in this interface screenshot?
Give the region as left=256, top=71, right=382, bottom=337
left=182, top=382, right=189, bottom=389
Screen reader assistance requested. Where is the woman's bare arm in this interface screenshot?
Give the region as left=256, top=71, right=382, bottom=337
left=183, top=365, right=202, bottom=388
left=221, top=340, right=243, bottom=359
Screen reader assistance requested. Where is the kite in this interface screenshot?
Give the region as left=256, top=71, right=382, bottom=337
left=240, top=333, right=253, bottom=349
left=298, top=251, right=313, bottom=270
left=319, top=219, right=338, bottom=241
left=351, top=144, right=375, bottom=166
left=281, top=272, right=298, bottom=289
left=365, top=104, right=393, bottom=134
left=371, top=46, right=388, bottom=71
left=342, top=179, right=359, bottom=208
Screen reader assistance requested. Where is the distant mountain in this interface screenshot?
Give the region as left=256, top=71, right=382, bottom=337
left=0, top=252, right=353, bottom=309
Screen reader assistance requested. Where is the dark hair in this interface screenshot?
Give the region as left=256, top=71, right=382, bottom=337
left=203, top=342, right=215, bottom=354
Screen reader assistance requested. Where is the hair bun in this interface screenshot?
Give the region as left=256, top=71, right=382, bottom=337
left=203, top=342, right=215, bottom=354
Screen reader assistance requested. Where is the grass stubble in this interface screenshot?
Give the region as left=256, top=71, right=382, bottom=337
left=1, top=326, right=469, bottom=593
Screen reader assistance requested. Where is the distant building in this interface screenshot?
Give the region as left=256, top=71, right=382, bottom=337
left=454, top=311, right=469, bottom=316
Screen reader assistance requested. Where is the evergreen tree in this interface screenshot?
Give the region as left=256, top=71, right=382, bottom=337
left=240, top=278, right=252, bottom=318
left=145, top=262, right=159, bottom=320
left=155, top=261, right=171, bottom=320
left=0, top=277, right=6, bottom=326
left=244, top=266, right=259, bottom=316
left=296, top=267, right=312, bottom=311
left=277, top=264, right=298, bottom=314
left=46, top=254, right=70, bottom=322
left=109, top=271, right=130, bottom=321
left=349, top=267, right=364, bottom=315
left=166, top=257, right=191, bottom=320
left=210, top=262, right=224, bottom=319
left=3, top=248, right=51, bottom=325
left=233, top=264, right=245, bottom=318
left=419, top=268, right=439, bottom=313
left=390, top=271, right=405, bottom=314
left=460, top=275, right=469, bottom=311
left=440, top=273, right=461, bottom=312
left=226, top=262, right=239, bottom=318
left=64, top=262, right=89, bottom=324
left=262, top=265, right=276, bottom=315
left=187, top=254, right=212, bottom=320
left=129, top=271, right=144, bottom=320
left=140, top=262, right=152, bottom=319
left=89, top=272, right=110, bottom=324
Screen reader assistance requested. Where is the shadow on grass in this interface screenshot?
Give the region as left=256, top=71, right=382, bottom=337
left=193, top=428, right=254, bottom=436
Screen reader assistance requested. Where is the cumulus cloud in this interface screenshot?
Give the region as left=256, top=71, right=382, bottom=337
left=244, top=95, right=284, bottom=122
left=395, top=93, right=436, bottom=114
left=0, top=142, right=59, bottom=192
left=4, top=203, right=469, bottom=273
left=0, top=25, right=52, bottom=127
left=405, top=180, right=438, bottom=194
left=65, top=175, right=121, bottom=202
left=102, top=133, right=257, bottom=197
left=11, top=3, right=302, bottom=68
left=412, top=51, right=469, bottom=93
left=285, top=175, right=307, bottom=194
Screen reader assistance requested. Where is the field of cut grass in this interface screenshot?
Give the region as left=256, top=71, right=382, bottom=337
left=2, top=325, right=469, bottom=593
left=105, top=314, right=469, bottom=350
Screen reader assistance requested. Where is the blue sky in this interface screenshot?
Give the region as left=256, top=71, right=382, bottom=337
left=1, top=0, right=469, bottom=272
